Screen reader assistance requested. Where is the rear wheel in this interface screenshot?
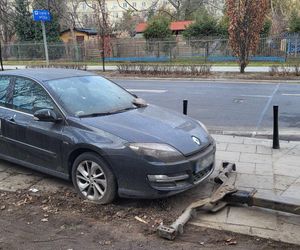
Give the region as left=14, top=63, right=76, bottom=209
left=71, top=152, right=117, bottom=204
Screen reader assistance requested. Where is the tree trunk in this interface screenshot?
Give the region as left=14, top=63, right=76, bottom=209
left=240, top=61, right=247, bottom=73
left=0, top=40, right=4, bottom=71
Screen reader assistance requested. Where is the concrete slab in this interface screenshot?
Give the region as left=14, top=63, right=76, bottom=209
left=227, top=143, right=256, bottom=153
left=235, top=162, right=256, bottom=174
left=30, top=178, right=72, bottom=193
left=273, top=164, right=300, bottom=177
left=191, top=135, right=300, bottom=245
left=256, top=145, right=272, bottom=155
left=212, top=135, right=244, bottom=144
left=281, top=182, right=300, bottom=199
left=226, top=206, right=277, bottom=230
left=216, top=142, right=228, bottom=151
left=235, top=173, right=274, bottom=190
left=255, top=163, right=273, bottom=176
left=273, top=175, right=297, bottom=191
left=0, top=174, right=42, bottom=192
left=240, top=153, right=272, bottom=164
left=216, top=151, right=240, bottom=162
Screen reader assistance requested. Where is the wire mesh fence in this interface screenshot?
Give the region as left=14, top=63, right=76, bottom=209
left=1, top=35, right=300, bottom=63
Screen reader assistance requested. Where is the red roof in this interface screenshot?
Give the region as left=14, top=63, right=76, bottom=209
left=136, top=21, right=193, bottom=33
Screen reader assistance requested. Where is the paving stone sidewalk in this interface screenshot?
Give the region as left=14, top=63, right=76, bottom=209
left=0, top=134, right=300, bottom=244
left=191, top=134, right=300, bottom=245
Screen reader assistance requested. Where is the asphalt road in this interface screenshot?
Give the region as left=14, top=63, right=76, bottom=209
left=113, top=79, right=300, bottom=138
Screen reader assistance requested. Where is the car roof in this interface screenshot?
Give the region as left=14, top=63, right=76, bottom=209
left=0, top=68, right=97, bottom=82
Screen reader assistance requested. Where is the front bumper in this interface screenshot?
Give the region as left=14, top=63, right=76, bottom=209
left=108, top=139, right=216, bottom=199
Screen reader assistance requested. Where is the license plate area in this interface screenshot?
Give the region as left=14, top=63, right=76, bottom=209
left=194, top=154, right=215, bottom=174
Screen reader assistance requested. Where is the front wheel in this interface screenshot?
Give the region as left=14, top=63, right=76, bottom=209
left=72, top=152, right=117, bottom=204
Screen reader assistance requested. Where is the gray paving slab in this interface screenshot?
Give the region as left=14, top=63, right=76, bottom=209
left=215, top=142, right=228, bottom=151
left=273, top=175, right=297, bottom=191
left=192, top=134, right=300, bottom=245
left=235, top=173, right=274, bottom=190
left=281, top=182, right=300, bottom=199
left=273, top=164, right=300, bottom=177
left=227, top=143, right=256, bottom=153
left=255, top=163, right=273, bottom=176
left=240, top=152, right=272, bottom=164
left=256, top=145, right=273, bottom=155
left=235, top=162, right=256, bottom=174
left=216, top=150, right=240, bottom=162
left=212, top=135, right=244, bottom=144
left=226, top=206, right=277, bottom=230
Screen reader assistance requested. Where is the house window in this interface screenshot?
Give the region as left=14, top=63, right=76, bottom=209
left=132, top=2, right=136, bottom=7
left=122, top=2, right=127, bottom=8
left=142, top=2, right=146, bottom=7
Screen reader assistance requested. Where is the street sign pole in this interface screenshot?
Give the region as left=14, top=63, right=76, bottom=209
left=33, top=10, right=51, bottom=66
left=41, top=21, right=49, bottom=66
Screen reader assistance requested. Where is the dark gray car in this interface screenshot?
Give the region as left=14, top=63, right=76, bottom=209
left=0, top=69, right=216, bottom=204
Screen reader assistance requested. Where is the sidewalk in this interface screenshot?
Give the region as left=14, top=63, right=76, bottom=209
left=191, top=134, right=300, bottom=245
left=1, top=65, right=282, bottom=73
left=0, top=134, right=300, bottom=244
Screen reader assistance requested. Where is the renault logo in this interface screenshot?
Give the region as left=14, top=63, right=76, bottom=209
left=192, top=136, right=201, bottom=145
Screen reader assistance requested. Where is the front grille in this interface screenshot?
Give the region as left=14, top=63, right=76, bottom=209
left=185, top=142, right=214, bottom=158
left=192, top=163, right=214, bottom=184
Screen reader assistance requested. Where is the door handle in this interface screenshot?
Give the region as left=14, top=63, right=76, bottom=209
left=6, top=115, right=17, bottom=125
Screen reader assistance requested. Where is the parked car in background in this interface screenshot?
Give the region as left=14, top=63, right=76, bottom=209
left=0, top=69, right=215, bottom=204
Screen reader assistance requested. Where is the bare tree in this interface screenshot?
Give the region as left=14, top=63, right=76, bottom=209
left=84, top=0, right=112, bottom=71
left=0, top=0, right=16, bottom=70
left=269, top=0, right=300, bottom=34
left=0, top=0, right=15, bottom=44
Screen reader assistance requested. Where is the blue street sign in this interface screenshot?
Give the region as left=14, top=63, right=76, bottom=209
left=33, top=10, right=52, bottom=22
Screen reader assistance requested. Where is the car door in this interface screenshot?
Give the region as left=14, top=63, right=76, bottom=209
left=1, top=76, right=65, bottom=173
left=0, top=76, right=11, bottom=157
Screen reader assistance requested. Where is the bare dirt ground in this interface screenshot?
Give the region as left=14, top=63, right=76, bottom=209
left=97, top=71, right=300, bottom=81
left=0, top=179, right=298, bottom=250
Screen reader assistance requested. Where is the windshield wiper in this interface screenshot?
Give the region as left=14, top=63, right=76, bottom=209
left=78, top=107, right=137, bottom=118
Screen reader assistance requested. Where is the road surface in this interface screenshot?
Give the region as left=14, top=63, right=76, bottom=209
left=113, top=78, right=300, bottom=138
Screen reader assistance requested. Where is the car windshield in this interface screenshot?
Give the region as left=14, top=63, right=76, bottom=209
left=47, top=76, right=135, bottom=117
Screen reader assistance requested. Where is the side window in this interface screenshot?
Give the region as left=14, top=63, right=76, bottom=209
left=11, top=77, right=55, bottom=114
left=0, top=76, right=10, bottom=106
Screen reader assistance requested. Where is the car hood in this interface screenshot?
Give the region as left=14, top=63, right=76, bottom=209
left=76, top=105, right=212, bottom=156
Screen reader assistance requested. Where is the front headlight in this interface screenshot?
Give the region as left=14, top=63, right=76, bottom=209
left=128, top=143, right=184, bottom=163
left=197, top=120, right=209, bottom=134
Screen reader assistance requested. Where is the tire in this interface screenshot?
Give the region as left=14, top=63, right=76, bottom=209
left=71, top=152, right=117, bottom=204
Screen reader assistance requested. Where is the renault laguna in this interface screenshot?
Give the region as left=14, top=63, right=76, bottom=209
left=0, top=69, right=216, bottom=204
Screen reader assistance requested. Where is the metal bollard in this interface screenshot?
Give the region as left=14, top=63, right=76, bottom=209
left=183, top=100, right=188, bottom=115
left=273, top=105, right=280, bottom=149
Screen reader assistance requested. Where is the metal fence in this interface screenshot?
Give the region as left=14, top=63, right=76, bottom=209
left=1, top=35, right=300, bottom=63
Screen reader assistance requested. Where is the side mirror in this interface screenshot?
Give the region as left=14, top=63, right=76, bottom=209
left=34, top=109, right=61, bottom=123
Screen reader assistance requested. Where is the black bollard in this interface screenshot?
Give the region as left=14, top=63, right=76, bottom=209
left=273, top=105, right=280, bottom=149
left=183, top=100, right=188, bottom=115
